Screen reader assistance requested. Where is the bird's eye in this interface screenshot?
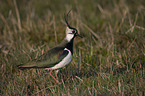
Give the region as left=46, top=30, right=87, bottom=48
left=72, top=30, right=76, bottom=33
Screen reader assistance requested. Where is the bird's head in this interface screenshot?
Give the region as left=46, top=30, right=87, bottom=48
left=64, top=11, right=82, bottom=42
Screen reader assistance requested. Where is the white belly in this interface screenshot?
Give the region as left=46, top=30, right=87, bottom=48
left=51, top=48, right=72, bottom=70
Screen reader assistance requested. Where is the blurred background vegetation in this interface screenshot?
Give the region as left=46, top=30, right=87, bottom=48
left=0, top=0, right=145, bottom=95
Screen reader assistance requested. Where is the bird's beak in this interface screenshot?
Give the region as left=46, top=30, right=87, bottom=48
left=76, top=33, right=83, bottom=38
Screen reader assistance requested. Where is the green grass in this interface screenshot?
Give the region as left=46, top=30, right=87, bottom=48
left=0, top=0, right=145, bottom=95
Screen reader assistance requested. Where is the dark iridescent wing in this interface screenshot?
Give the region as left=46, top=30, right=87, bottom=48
left=18, top=47, right=69, bottom=69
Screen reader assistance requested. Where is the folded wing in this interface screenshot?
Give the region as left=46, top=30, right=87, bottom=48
left=17, top=46, right=69, bottom=69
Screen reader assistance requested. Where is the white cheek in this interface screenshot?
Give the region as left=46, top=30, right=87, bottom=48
left=66, top=34, right=74, bottom=42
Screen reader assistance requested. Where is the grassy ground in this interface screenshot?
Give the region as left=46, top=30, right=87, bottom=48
left=0, top=0, right=145, bottom=95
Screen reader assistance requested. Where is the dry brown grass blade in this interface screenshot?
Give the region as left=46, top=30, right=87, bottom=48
left=53, top=16, right=58, bottom=44
left=135, top=25, right=145, bottom=30
left=81, top=22, right=100, bottom=41
left=116, top=9, right=128, bottom=33
left=32, top=85, right=58, bottom=95
left=0, top=13, right=10, bottom=32
left=13, top=0, right=22, bottom=32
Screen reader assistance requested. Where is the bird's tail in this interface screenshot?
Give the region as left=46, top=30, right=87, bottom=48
left=17, top=64, right=29, bottom=70
left=17, top=62, right=36, bottom=70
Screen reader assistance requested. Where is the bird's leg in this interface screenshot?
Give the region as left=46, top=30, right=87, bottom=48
left=55, top=70, right=59, bottom=80
left=49, top=70, right=59, bottom=83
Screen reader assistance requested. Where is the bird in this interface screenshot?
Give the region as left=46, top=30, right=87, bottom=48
left=17, top=11, right=82, bottom=83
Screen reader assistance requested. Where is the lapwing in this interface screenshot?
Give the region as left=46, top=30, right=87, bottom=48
left=17, top=11, right=82, bottom=83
